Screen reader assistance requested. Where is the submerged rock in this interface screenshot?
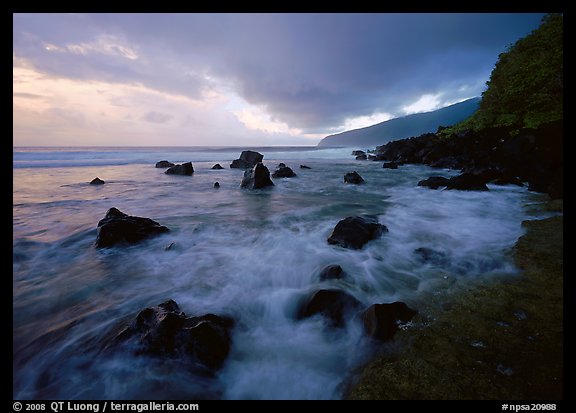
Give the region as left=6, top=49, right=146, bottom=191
left=382, top=161, right=399, bottom=169
left=240, top=162, right=274, bottom=189
left=300, top=165, right=312, bottom=169
left=211, top=163, right=224, bottom=170
left=297, top=289, right=362, bottom=327
left=356, top=154, right=368, bottom=160
left=362, top=302, right=418, bottom=341
left=417, top=176, right=450, bottom=189
left=317, top=264, right=346, bottom=281
left=413, top=247, right=450, bottom=266
left=344, top=171, right=365, bottom=184
left=156, top=160, right=175, bottom=168
left=165, top=162, right=194, bottom=175
left=112, top=300, right=234, bottom=370
left=272, top=165, right=297, bottom=178
left=230, top=150, right=264, bottom=169
left=327, top=216, right=387, bottom=250
left=90, top=177, right=105, bottom=185
left=95, top=207, right=170, bottom=248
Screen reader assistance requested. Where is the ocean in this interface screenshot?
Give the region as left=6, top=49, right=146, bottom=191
left=13, top=146, right=547, bottom=399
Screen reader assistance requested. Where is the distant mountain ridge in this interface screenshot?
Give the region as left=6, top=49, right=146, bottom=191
left=317, top=97, right=480, bottom=147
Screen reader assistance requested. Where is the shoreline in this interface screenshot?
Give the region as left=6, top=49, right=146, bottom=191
left=347, top=199, right=563, bottom=400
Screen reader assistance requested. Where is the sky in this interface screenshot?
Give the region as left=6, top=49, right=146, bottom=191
left=13, top=13, right=545, bottom=147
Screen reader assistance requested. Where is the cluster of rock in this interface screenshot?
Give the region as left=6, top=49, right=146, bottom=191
left=365, top=120, right=562, bottom=198
left=297, top=264, right=417, bottom=341
left=107, top=299, right=233, bottom=372
left=91, top=150, right=422, bottom=371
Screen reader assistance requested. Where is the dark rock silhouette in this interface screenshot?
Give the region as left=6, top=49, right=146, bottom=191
left=90, top=177, right=105, bottom=185
left=362, top=302, right=417, bottom=341
left=344, top=171, right=365, bottom=185
left=156, top=160, right=175, bottom=168
left=297, top=289, right=362, bottom=327
left=95, top=207, right=170, bottom=248
left=327, top=216, right=387, bottom=250
left=240, top=163, right=274, bottom=189
left=111, top=300, right=234, bottom=370
left=165, top=162, right=194, bottom=176
left=230, top=151, right=264, bottom=169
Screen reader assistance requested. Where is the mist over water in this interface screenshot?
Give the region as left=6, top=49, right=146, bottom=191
left=13, top=147, right=543, bottom=399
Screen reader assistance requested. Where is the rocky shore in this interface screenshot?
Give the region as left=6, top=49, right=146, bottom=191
left=347, top=199, right=563, bottom=400
left=369, top=120, right=563, bottom=199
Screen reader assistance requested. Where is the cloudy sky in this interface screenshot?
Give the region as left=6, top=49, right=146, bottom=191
left=13, top=13, right=544, bottom=146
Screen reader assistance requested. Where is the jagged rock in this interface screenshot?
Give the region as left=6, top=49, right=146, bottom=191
left=230, top=151, right=264, bottom=169
left=240, top=162, right=274, bottom=189
left=297, top=289, right=362, bottom=327
left=327, top=216, right=387, bottom=250
left=344, top=171, right=365, bottom=185
left=272, top=165, right=297, bottom=178
left=165, top=162, right=194, bottom=176
left=352, top=150, right=366, bottom=156
left=156, top=160, right=175, bottom=168
left=382, top=161, right=399, bottom=169
left=417, top=176, right=450, bottom=189
left=95, top=207, right=170, bottom=248
left=278, top=163, right=286, bottom=168
left=362, top=302, right=417, bottom=341
left=356, top=154, right=368, bottom=160
left=112, top=300, right=234, bottom=370
left=445, top=173, right=489, bottom=191
left=211, top=164, right=224, bottom=170
left=90, top=177, right=105, bottom=185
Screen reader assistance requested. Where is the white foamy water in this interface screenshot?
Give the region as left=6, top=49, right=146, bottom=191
left=13, top=146, right=546, bottom=399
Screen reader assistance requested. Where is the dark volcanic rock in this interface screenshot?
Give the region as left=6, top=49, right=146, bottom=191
left=300, top=165, right=312, bottom=169
left=327, top=216, right=387, bottom=250
left=240, top=162, right=274, bottom=189
left=445, top=173, right=489, bottom=191
left=90, top=177, right=105, bottom=185
left=356, top=154, right=368, bottom=160
left=417, top=176, right=450, bottom=189
left=211, top=163, right=224, bottom=170
left=213, top=182, right=220, bottom=188
left=297, top=289, right=362, bottom=327
left=382, top=161, right=399, bottom=169
left=113, top=300, right=233, bottom=370
left=272, top=165, right=297, bottom=178
left=96, top=207, right=170, bottom=248
left=344, top=171, right=365, bottom=185
left=278, top=162, right=286, bottom=168
left=362, top=302, right=417, bottom=341
left=352, top=150, right=366, bottom=156
left=230, top=150, right=264, bottom=169
left=155, top=160, right=175, bottom=168
left=165, top=162, right=194, bottom=176
left=317, top=264, right=345, bottom=281
left=413, top=247, right=450, bottom=266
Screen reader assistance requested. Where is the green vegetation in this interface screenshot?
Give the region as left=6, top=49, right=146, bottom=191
left=450, top=14, right=563, bottom=133
left=348, top=206, right=563, bottom=400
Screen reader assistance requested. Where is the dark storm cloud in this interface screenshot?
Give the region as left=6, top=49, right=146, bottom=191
left=13, top=13, right=544, bottom=132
